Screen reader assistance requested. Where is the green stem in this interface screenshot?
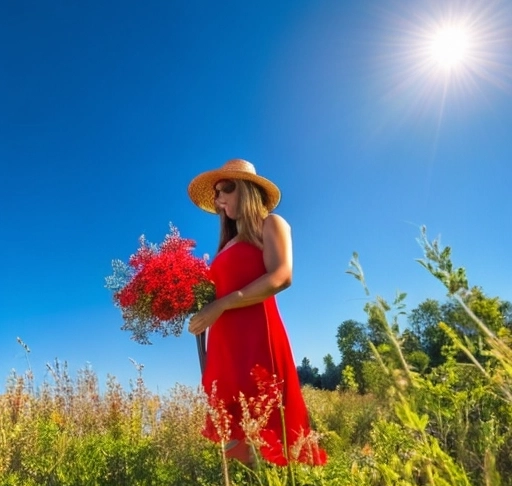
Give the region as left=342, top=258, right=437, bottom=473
left=279, top=404, right=295, bottom=486
left=220, top=441, right=231, bottom=486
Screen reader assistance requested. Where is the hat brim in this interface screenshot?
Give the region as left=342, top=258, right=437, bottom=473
left=188, top=168, right=281, bottom=214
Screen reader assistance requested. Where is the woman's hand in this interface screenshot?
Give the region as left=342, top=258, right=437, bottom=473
left=188, top=299, right=225, bottom=335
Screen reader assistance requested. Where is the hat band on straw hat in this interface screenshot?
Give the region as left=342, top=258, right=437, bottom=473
left=188, top=159, right=281, bottom=214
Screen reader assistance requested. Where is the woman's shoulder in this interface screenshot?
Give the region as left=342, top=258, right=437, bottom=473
left=263, top=213, right=291, bottom=234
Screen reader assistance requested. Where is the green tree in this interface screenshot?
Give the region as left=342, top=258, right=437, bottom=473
left=296, top=357, right=321, bottom=388
left=365, top=302, right=392, bottom=347
left=401, top=328, right=422, bottom=355
left=409, top=299, right=449, bottom=368
left=336, top=319, right=371, bottom=391
left=500, top=300, right=512, bottom=330
left=320, top=354, right=341, bottom=390
left=443, top=287, right=505, bottom=336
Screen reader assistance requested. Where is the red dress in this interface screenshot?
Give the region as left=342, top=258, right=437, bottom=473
left=202, top=241, right=311, bottom=455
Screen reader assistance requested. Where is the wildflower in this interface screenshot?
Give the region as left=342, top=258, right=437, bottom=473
left=205, top=382, right=233, bottom=445
left=291, top=429, right=328, bottom=466
left=259, top=429, right=288, bottom=466
left=211, top=364, right=329, bottom=467
left=238, top=365, right=283, bottom=446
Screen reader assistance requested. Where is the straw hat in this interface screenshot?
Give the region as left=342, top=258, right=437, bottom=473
left=188, top=158, right=281, bottom=214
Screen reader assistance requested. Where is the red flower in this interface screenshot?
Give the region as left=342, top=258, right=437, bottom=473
left=296, top=439, right=328, bottom=466
left=106, top=223, right=215, bottom=344
left=259, top=429, right=288, bottom=466
left=249, top=364, right=283, bottom=415
left=242, top=365, right=328, bottom=467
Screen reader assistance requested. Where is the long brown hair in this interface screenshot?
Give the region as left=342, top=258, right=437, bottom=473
left=217, top=179, right=269, bottom=252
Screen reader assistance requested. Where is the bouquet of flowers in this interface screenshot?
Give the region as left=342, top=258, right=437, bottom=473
left=105, top=223, right=215, bottom=344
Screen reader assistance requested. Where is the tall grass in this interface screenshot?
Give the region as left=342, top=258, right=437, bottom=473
left=0, top=351, right=369, bottom=485
left=0, top=358, right=222, bottom=486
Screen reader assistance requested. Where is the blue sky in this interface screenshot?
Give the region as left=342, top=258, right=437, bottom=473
left=1, top=0, right=511, bottom=394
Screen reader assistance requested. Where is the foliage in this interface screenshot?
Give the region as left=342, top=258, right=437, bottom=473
left=302, top=386, right=381, bottom=452
left=408, top=299, right=449, bottom=368
left=320, top=354, right=342, bottom=391
left=342, top=225, right=512, bottom=485
left=296, top=357, right=321, bottom=388
left=336, top=320, right=371, bottom=392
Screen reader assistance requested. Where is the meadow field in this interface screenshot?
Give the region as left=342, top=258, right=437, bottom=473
left=2, top=232, right=511, bottom=486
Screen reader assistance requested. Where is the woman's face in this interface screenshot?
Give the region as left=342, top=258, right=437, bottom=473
left=214, top=179, right=239, bottom=219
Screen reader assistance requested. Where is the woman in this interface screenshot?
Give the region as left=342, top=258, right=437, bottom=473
left=188, top=158, right=325, bottom=465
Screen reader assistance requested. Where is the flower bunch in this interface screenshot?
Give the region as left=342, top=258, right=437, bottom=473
left=105, top=223, right=215, bottom=344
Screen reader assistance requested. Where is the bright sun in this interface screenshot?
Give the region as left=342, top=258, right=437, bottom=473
left=374, top=1, right=512, bottom=117
left=429, top=25, right=470, bottom=69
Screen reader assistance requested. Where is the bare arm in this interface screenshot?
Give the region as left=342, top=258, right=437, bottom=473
left=188, top=214, right=292, bottom=335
